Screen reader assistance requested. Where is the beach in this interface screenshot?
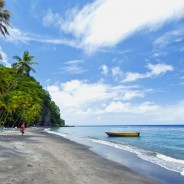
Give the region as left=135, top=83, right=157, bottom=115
left=0, top=128, right=162, bottom=184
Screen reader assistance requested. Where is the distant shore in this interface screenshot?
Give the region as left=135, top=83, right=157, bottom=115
left=0, top=128, right=162, bottom=184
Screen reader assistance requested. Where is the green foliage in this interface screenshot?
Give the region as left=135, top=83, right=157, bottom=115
left=0, top=65, right=65, bottom=127
left=47, top=99, right=65, bottom=126
left=12, top=51, right=37, bottom=76
left=0, top=51, right=37, bottom=100
left=0, top=0, right=12, bottom=37
left=0, top=3, right=63, bottom=127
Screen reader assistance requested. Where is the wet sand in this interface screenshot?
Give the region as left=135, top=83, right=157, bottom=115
left=0, top=128, right=162, bottom=184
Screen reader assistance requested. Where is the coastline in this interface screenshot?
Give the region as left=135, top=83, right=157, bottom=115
left=0, top=128, right=162, bottom=184
left=46, top=127, right=184, bottom=184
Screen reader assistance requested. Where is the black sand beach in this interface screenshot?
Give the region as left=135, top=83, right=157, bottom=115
left=0, top=128, right=163, bottom=184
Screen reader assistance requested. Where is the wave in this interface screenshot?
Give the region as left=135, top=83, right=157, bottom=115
left=89, top=138, right=184, bottom=176
left=45, top=129, right=184, bottom=176
left=44, top=129, right=68, bottom=138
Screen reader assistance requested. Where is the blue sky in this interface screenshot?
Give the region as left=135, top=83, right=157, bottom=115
left=1, top=0, right=184, bottom=125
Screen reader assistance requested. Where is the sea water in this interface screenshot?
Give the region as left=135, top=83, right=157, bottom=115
left=46, top=125, right=184, bottom=182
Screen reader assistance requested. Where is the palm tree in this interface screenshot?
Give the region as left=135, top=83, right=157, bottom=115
left=0, top=0, right=12, bottom=59
left=0, top=0, right=12, bottom=37
left=0, top=51, right=37, bottom=100
left=12, top=51, right=37, bottom=76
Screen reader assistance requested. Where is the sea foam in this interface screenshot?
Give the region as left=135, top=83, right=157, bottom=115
left=89, top=138, right=184, bottom=176
left=45, top=129, right=68, bottom=137
left=45, top=129, right=184, bottom=176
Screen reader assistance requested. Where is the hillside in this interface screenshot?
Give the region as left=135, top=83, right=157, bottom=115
left=0, top=64, right=65, bottom=127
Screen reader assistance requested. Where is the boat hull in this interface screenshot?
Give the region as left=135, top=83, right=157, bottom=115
left=105, top=132, right=140, bottom=137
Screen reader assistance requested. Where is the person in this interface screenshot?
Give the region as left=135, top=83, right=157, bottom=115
left=20, top=123, right=25, bottom=136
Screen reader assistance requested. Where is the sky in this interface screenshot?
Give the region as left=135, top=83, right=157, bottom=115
left=1, top=0, right=184, bottom=125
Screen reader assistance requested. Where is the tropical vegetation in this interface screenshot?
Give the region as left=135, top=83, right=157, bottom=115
left=0, top=55, right=65, bottom=128
left=0, top=0, right=12, bottom=59
left=0, top=1, right=64, bottom=128
left=0, top=0, right=12, bottom=37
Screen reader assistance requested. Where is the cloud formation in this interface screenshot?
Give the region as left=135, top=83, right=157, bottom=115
left=46, top=80, right=184, bottom=124
left=105, top=101, right=159, bottom=114
left=46, top=80, right=153, bottom=122
left=60, top=60, right=87, bottom=74
left=59, top=0, right=184, bottom=52
left=47, top=80, right=147, bottom=107
left=1, top=27, right=77, bottom=48
left=122, top=63, right=174, bottom=83
left=100, top=64, right=109, bottom=75
left=153, top=27, right=184, bottom=48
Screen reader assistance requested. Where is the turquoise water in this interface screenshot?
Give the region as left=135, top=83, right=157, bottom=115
left=47, top=125, right=184, bottom=177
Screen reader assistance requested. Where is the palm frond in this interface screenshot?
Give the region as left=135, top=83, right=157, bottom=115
left=28, top=61, right=38, bottom=65
left=0, top=25, right=6, bottom=36
left=0, top=0, right=5, bottom=8
left=12, top=51, right=37, bottom=75
left=11, top=62, right=19, bottom=68
left=29, top=65, right=36, bottom=73
left=13, top=56, right=22, bottom=61
left=0, top=0, right=12, bottom=37
left=0, top=24, right=9, bottom=35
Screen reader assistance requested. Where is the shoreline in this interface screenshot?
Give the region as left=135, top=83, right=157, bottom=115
left=0, top=128, right=162, bottom=184
left=46, top=128, right=184, bottom=184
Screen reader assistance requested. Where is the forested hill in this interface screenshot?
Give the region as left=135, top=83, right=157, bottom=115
left=0, top=64, right=65, bottom=128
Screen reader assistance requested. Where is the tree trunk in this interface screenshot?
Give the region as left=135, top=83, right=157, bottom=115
left=0, top=75, right=20, bottom=100
left=0, top=110, right=5, bottom=121
left=12, top=115, right=19, bottom=128
left=3, top=111, right=9, bottom=126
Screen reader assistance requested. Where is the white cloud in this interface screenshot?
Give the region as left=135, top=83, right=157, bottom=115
left=60, top=0, right=184, bottom=52
left=154, top=101, right=184, bottom=122
left=0, top=47, right=11, bottom=67
left=46, top=80, right=184, bottom=125
left=60, top=60, right=87, bottom=74
left=105, top=101, right=159, bottom=113
left=47, top=80, right=112, bottom=108
left=122, top=72, right=144, bottom=83
left=122, top=63, right=174, bottom=83
left=47, top=85, right=60, bottom=93
left=152, top=50, right=167, bottom=58
left=6, top=28, right=30, bottom=44
left=147, top=63, right=174, bottom=75
left=100, top=64, right=109, bottom=75
left=105, top=101, right=130, bottom=113
left=43, top=9, right=62, bottom=27
left=65, top=60, right=83, bottom=65
left=100, top=65, right=124, bottom=80
left=122, top=91, right=144, bottom=101
left=154, top=28, right=184, bottom=48
left=47, top=80, right=152, bottom=123
left=0, top=27, right=77, bottom=48
left=46, top=80, right=146, bottom=108
left=111, top=66, right=123, bottom=79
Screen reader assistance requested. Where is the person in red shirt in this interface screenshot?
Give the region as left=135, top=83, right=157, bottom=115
left=20, top=123, right=25, bottom=135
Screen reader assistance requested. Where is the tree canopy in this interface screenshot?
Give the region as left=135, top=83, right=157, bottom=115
left=0, top=65, right=65, bottom=127
left=12, top=51, right=37, bottom=76
left=0, top=0, right=12, bottom=37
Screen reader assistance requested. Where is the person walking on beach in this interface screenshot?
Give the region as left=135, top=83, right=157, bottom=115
left=20, top=123, right=25, bottom=136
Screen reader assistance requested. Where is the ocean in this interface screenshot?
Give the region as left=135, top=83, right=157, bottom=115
left=46, top=125, right=184, bottom=183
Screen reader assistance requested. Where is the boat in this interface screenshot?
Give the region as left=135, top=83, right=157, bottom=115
left=105, top=132, right=140, bottom=137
